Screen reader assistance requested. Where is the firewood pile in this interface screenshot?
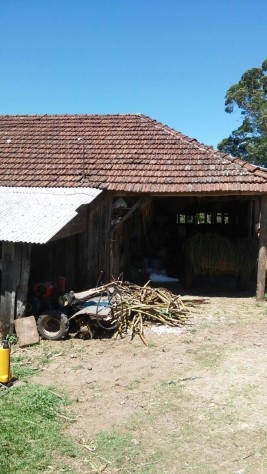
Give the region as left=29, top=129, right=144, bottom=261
left=98, top=280, right=204, bottom=345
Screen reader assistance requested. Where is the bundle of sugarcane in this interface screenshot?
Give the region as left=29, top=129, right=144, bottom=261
left=105, top=280, right=193, bottom=345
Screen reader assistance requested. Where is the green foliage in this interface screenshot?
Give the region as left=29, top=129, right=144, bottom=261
left=218, top=59, right=267, bottom=166
left=5, top=334, right=17, bottom=345
left=0, top=384, right=78, bottom=474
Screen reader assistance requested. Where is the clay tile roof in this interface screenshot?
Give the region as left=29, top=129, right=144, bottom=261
left=0, top=113, right=267, bottom=194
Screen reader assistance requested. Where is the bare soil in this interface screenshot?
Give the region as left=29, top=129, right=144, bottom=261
left=19, top=284, right=267, bottom=473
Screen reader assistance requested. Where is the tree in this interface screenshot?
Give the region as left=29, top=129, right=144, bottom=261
left=218, top=59, right=267, bottom=167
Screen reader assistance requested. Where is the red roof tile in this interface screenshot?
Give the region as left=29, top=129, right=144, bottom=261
left=0, top=114, right=267, bottom=194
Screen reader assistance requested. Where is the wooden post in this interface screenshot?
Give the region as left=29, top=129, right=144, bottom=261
left=16, top=243, right=31, bottom=318
left=0, top=242, right=31, bottom=337
left=0, top=242, right=15, bottom=337
left=247, top=199, right=253, bottom=237
left=256, top=195, right=267, bottom=301
left=254, top=198, right=260, bottom=231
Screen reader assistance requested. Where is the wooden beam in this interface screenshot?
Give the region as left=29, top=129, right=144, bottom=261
left=256, top=195, right=267, bottom=301
left=111, top=197, right=150, bottom=234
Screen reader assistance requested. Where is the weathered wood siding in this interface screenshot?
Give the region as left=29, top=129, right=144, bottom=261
left=27, top=193, right=113, bottom=293
left=30, top=236, right=78, bottom=291
left=0, top=242, right=31, bottom=336
left=85, top=192, right=113, bottom=286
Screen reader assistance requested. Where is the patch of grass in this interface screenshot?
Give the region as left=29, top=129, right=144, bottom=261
left=180, top=337, right=193, bottom=344
left=0, top=383, right=81, bottom=474
left=11, top=363, right=38, bottom=380
left=10, top=354, right=39, bottom=380
left=125, top=379, right=140, bottom=390
left=78, top=380, right=192, bottom=473
left=87, top=371, right=267, bottom=473
left=99, top=377, right=263, bottom=473
left=148, top=341, right=158, bottom=348
left=72, top=364, right=84, bottom=370
left=189, top=343, right=225, bottom=368
left=10, top=345, right=63, bottom=369
left=86, top=382, right=98, bottom=390
left=39, top=352, right=59, bottom=365
left=87, top=430, right=163, bottom=473
left=86, top=382, right=103, bottom=400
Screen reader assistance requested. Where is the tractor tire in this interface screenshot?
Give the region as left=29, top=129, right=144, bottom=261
left=26, top=295, right=41, bottom=316
left=37, top=310, right=69, bottom=340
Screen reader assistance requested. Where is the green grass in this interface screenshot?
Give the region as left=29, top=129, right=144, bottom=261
left=188, top=342, right=226, bottom=368
left=125, top=379, right=140, bottom=390
left=0, top=383, right=81, bottom=474
left=89, top=431, right=164, bottom=473
left=10, top=355, right=39, bottom=379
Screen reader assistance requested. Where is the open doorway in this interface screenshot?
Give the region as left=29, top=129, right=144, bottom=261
left=122, top=196, right=258, bottom=292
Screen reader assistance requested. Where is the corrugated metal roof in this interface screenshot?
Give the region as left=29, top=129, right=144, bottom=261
left=0, top=187, right=102, bottom=244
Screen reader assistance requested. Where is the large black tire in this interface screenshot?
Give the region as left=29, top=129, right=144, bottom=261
left=37, top=310, right=69, bottom=340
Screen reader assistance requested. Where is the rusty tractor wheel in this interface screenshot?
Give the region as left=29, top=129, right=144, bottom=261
left=37, top=310, right=69, bottom=340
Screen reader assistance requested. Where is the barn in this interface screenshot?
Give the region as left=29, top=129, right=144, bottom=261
left=0, top=114, right=267, bottom=336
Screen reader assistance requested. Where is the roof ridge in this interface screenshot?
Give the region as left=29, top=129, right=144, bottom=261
left=0, top=113, right=143, bottom=118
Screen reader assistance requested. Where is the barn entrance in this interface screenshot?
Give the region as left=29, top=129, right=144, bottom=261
left=121, top=195, right=259, bottom=292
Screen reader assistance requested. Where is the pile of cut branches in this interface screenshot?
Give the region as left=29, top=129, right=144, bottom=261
left=66, top=280, right=207, bottom=344
left=104, top=280, right=196, bottom=345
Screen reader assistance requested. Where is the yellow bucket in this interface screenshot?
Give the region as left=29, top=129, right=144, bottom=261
left=0, top=340, right=12, bottom=384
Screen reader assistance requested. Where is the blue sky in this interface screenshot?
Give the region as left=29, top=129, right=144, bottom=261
left=0, top=0, right=267, bottom=148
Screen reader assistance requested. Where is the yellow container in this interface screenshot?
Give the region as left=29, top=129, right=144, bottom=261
left=0, top=340, right=11, bottom=384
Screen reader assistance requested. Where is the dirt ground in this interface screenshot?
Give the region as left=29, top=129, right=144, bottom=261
left=21, top=282, right=267, bottom=473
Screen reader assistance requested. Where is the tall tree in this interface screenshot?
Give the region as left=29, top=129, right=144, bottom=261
left=218, top=59, right=267, bottom=166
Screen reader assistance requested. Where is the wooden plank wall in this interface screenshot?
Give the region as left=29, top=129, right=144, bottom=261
left=30, top=235, right=79, bottom=292
left=86, top=192, right=113, bottom=286
left=28, top=194, right=113, bottom=292
left=0, top=242, right=31, bottom=337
